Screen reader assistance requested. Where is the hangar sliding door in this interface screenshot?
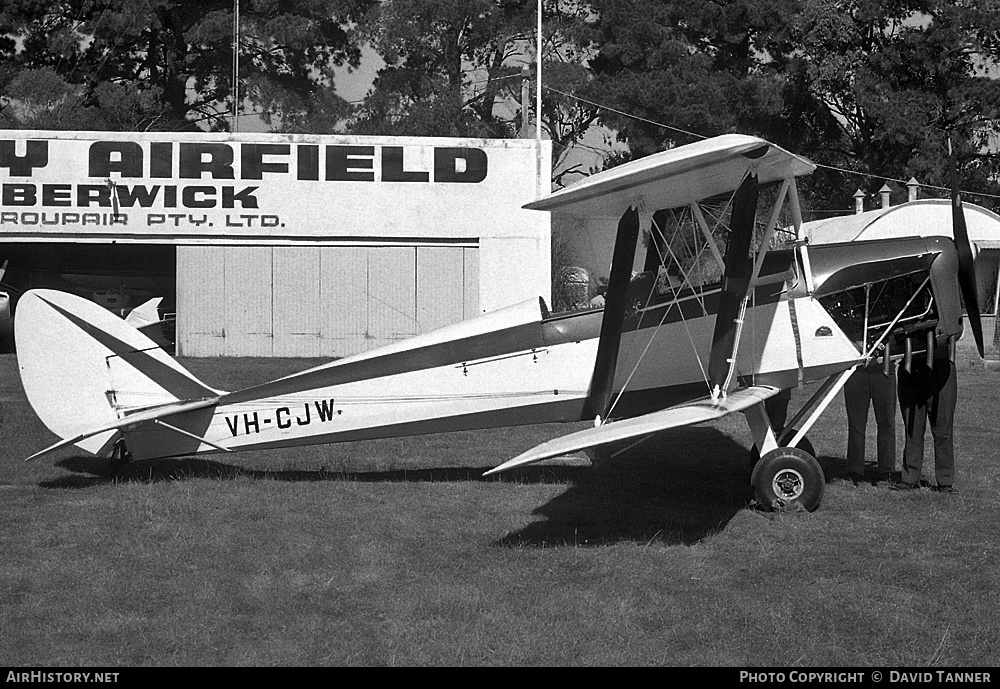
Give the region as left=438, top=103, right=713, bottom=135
left=177, top=246, right=226, bottom=356
left=177, top=244, right=479, bottom=357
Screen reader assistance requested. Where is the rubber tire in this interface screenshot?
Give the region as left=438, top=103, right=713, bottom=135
left=748, top=431, right=815, bottom=470
left=751, top=446, right=824, bottom=512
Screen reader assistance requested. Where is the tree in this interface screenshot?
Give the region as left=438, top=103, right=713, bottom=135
left=0, top=0, right=373, bottom=132
left=350, top=0, right=531, bottom=138
left=580, top=0, right=814, bottom=157
left=351, top=0, right=601, bottom=178
left=578, top=0, right=1000, bottom=212
left=789, top=0, right=1000, bottom=209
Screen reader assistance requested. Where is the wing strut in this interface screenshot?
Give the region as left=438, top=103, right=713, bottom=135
left=707, top=170, right=759, bottom=398
left=778, top=368, right=858, bottom=449
left=583, top=206, right=640, bottom=422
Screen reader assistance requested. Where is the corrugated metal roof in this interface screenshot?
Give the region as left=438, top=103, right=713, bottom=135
left=803, top=199, right=1000, bottom=248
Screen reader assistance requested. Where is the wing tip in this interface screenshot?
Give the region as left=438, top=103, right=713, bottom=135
left=483, top=456, right=534, bottom=477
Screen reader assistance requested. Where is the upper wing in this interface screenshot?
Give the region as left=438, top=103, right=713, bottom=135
left=484, top=384, right=781, bottom=475
left=524, top=134, right=814, bottom=219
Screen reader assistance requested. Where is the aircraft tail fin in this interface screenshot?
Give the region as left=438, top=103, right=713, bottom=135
left=16, top=289, right=220, bottom=459
left=124, top=297, right=163, bottom=329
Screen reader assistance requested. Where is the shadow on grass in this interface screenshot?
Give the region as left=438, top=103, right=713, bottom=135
left=494, top=431, right=856, bottom=548
left=40, top=454, right=592, bottom=489
left=41, top=426, right=854, bottom=548
left=492, top=426, right=759, bottom=548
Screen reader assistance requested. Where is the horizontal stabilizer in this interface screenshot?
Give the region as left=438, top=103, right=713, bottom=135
left=484, top=385, right=781, bottom=475
left=24, top=396, right=220, bottom=462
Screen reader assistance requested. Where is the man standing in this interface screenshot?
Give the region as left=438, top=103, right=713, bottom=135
left=893, top=333, right=959, bottom=493
left=844, top=357, right=897, bottom=485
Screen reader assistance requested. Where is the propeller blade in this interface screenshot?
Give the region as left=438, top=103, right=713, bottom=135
left=582, top=206, right=640, bottom=421
left=949, top=139, right=985, bottom=357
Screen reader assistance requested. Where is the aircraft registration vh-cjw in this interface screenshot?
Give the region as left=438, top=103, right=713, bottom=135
left=16, top=134, right=984, bottom=512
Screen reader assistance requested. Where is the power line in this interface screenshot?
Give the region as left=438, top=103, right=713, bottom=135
left=541, top=85, right=1000, bottom=202
left=544, top=86, right=706, bottom=141
left=812, top=160, right=1000, bottom=201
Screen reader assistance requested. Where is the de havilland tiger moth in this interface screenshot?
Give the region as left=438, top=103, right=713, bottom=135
left=15, top=134, right=984, bottom=512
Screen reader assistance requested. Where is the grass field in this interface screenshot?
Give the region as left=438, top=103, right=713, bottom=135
left=2, top=347, right=999, bottom=666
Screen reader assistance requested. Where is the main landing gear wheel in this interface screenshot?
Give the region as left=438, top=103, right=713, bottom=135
left=750, top=446, right=824, bottom=512
left=748, top=431, right=814, bottom=471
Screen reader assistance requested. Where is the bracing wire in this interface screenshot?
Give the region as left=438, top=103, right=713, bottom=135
left=602, top=186, right=744, bottom=419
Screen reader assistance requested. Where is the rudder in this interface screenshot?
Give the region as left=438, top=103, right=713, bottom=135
left=16, top=289, right=219, bottom=457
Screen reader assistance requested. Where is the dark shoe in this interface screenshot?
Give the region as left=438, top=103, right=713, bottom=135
left=847, top=472, right=864, bottom=486
left=890, top=481, right=920, bottom=491
left=935, top=485, right=959, bottom=495
left=872, top=472, right=894, bottom=486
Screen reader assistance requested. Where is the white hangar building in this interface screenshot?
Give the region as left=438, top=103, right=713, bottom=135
left=801, top=198, right=1000, bottom=345
left=0, top=130, right=552, bottom=357
left=802, top=198, right=1000, bottom=313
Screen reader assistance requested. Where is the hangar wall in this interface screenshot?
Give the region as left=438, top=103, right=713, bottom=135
left=177, top=244, right=478, bottom=356
left=0, top=130, right=551, bottom=357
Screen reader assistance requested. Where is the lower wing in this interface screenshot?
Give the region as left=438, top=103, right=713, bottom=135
left=484, top=384, right=781, bottom=475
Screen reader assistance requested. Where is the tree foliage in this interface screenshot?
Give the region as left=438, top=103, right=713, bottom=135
left=351, top=0, right=533, bottom=138
left=790, top=0, right=1000, bottom=207
left=3, top=0, right=1000, bottom=210
left=579, top=0, right=809, bottom=152
left=351, top=0, right=600, bottom=176
left=579, top=0, right=1000, bottom=211
left=0, top=0, right=372, bottom=132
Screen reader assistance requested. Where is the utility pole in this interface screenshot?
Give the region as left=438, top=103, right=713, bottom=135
left=535, top=0, right=543, bottom=196
left=232, top=0, right=240, bottom=133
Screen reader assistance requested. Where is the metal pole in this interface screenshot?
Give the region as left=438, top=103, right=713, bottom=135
left=536, top=0, right=542, bottom=141
left=535, top=0, right=543, bottom=195
left=232, top=0, right=240, bottom=132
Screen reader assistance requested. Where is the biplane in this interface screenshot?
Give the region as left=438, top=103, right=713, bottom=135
left=15, top=134, right=984, bottom=512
